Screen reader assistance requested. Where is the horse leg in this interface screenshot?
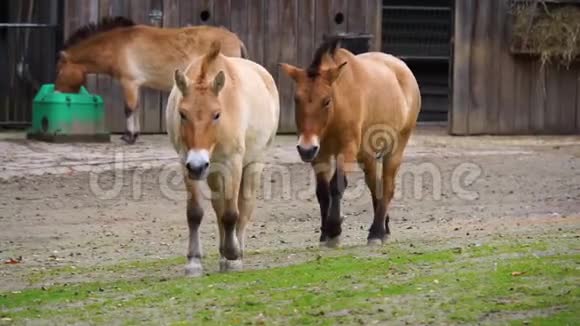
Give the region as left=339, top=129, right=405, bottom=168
left=236, top=162, right=263, bottom=256
left=120, top=80, right=140, bottom=145
left=360, top=154, right=383, bottom=245
left=312, top=156, right=332, bottom=245
left=325, top=146, right=357, bottom=248
left=184, top=178, right=204, bottom=276
left=208, top=158, right=243, bottom=272
left=368, top=134, right=408, bottom=244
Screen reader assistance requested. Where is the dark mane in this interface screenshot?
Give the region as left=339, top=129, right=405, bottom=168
left=307, top=36, right=342, bottom=78
left=62, top=16, right=135, bottom=50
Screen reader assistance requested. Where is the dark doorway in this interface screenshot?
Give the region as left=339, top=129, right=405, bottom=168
left=381, top=0, right=453, bottom=122
left=0, top=0, right=62, bottom=129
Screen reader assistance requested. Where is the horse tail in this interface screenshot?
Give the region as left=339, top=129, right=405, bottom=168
left=240, top=41, right=249, bottom=59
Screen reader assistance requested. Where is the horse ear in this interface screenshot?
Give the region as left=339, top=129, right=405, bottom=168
left=212, top=71, right=225, bottom=95
left=279, top=63, right=302, bottom=82
left=325, top=61, right=348, bottom=84
left=174, top=69, right=190, bottom=95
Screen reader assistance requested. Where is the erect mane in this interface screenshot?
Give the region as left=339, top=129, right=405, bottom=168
left=62, top=16, right=135, bottom=50
left=307, top=36, right=342, bottom=78
left=196, top=41, right=222, bottom=84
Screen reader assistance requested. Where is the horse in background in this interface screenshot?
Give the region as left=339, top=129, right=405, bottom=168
left=166, top=42, right=279, bottom=275
left=55, top=16, right=247, bottom=144
left=280, top=37, right=421, bottom=247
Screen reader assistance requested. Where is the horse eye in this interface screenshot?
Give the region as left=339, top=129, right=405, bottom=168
left=213, top=112, right=221, bottom=121
left=179, top=112, right=187, bottom=121
left=323, top=98, right=331, bottom=107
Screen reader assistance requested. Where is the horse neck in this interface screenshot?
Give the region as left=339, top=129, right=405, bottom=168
left=66, top=39, right=118, bottom=74
left=329, top=59, right=358, bottom=124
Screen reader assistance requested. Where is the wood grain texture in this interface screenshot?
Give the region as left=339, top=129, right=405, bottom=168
left=213, top=0, right=231, bottom=29
left=230, top=0, right=249, bottom=48
left=297, top=0, right=316, bottom=67
left=497, top=0, right=516, bottom=134
left=577, top=70, right=580, bottom=132
left=366, top=0, right=382, bottom=51
left=246, top=0, right=264, bottom=63
left=315, top=0, right=332, bottom=44
left=529, top=63, right=547, bottom=133
left=450, top=0, right=474, bottom=135
left=331, top=0, right=348, bottom=34
left=278, top=0, right=298, bottom=133
left=347, top=0, right=367, bottom=33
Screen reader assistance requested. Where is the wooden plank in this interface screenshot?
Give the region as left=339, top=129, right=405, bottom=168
left=163, top=0, right=180, bottom=28
left=559, top=67, right=578, bottom=133
left=198, top=0, right=215, bottom=25
left=230, top=0, right=249, bottom=47
left=278, top=0, right=298, bottom=133
left=577, top=70, right=580, bottom=132
left=466, top=1, right=494, bottom=134
left=179, top=0, right=195, bottom=26
left=331, top=0, right=348, bottom=34
left=264, top=0, right=280, bottom=81
left=347, top=0, right=367, bottom=33
left=450, top=0, right=474, bottom=135
left=545, top=66, right=577, bottom=133
left=365, top=0, right=382, bottom=51
left=497, top=1, right=516, bottom=134
left=247, top=0, right=265, bottom=63
left=511, top=59, right=532, bottom=133
left=315, top=0, right=332, bottom=44
left=213, top=0, right=231, bottom=29
left=297, top=0, right=316, bottom=67
left=529, top=62, right=547, bottom=133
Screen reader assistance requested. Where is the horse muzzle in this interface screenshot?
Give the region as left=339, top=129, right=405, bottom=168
left=185, top=149, right=210, bottom=180
left=296, top=144, right=320, bottom=163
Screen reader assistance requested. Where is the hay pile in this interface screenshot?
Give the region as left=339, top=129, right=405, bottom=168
left=511, top=2, right=580, bottom=67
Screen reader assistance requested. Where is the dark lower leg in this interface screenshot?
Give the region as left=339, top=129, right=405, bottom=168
left=222, top=211, right=240, bottom=260
left=186, top=204, right=203, bottom=261
left=326, top=170, right=347, bottom=239
left=368, top=202, right=388, bottom=240
left=315, top=174, right=331, bottom=242
left=121, top=106, right=139, bottom=144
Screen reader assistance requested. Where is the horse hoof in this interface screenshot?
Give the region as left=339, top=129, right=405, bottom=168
left=325, top=236, right=341, bottom=248
left=184, top=259, right=203, bottom=277
left=367, top=239, right=384, bottom=246
left=219, top=258, right=243, bottom=272
left=120, top=133, right=136, bottom=145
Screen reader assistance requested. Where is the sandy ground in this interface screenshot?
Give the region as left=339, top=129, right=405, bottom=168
left=1, top=126, right=579, bottom=290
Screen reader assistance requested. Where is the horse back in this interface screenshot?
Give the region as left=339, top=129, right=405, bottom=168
left=354, top=52, right=421, bottom=132
left=223, top=58, right=280, bottom=160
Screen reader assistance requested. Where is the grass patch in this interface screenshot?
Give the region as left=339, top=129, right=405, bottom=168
left=2, top=236, right=578, bottom=325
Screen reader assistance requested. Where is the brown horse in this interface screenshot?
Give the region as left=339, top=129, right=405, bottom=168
left=166, top=42, right=279, bottom=275
left=280, top=38, right=421, bottom=247
left=55, top=16, right=247, bottom=144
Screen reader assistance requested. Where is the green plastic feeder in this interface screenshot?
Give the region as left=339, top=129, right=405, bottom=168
left=27, top=84, right=110, bottom=142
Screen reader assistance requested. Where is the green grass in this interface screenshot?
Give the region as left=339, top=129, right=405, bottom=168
left=1, top=236, right=579, bottom=325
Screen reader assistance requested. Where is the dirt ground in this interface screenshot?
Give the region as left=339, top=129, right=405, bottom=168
left=1, top=125, right=579, bottom=291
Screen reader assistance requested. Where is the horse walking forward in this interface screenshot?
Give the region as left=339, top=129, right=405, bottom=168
left=55, top=16, right=247, bottom=144
left=280, top=38, right=421, bottom=247
left=166, top=42, right=279, bottom=275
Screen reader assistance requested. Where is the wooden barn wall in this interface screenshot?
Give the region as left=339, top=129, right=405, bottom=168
left=451, top=0, right=580, bottom=135
left=62, top=0, right=382, bottom=134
